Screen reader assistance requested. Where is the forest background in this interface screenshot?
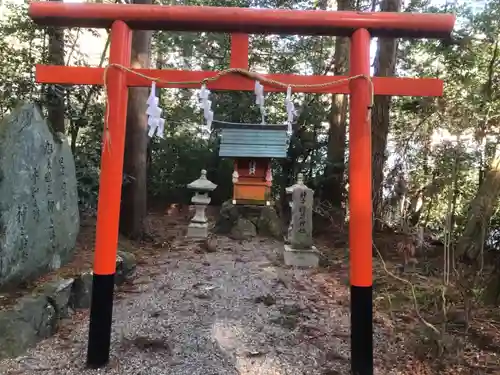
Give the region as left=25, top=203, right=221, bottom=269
left=1, top=0, right=500, bottom=369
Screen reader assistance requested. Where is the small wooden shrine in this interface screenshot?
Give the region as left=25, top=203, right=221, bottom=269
left=218, top=123, right=289, bottom=206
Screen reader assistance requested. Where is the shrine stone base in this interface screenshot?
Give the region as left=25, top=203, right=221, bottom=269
left=283, top=244, right=319, bottom=268
left=214, top=200, right=282, bottom=240
left=187, top=222, right=209, bottom=238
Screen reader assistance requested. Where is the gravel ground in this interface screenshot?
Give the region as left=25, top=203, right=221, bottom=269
left=0, top=236, right=394, bottom=375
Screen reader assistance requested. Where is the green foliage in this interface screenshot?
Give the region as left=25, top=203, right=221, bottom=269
left=1, top=0, right=499, bottom=245
left=72, top=105, right=105, bottom=211
left=147, top=131, right=233, bottom=205
left=387, top=0, right=500, bottom=242
left=0, top=3, right=45, bottom=115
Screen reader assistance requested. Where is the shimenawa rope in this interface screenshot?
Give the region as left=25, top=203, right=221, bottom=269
left=101, top=63, right=375, bottom=152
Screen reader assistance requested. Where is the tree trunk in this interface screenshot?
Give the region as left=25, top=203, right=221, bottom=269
left=119, top=0, right=153, bottom=239
left=461, top=40, right=500, bottom=305
left=46, top=0, right=65, bottom=133
left=456, top=157, right=500, bottom=263
left=456, top=154, right=500, bottom=305
left=321, top=0, right=353, bottom=218
left=371, top=0, right=401, bottom=230
left=477, top=40, right=498, bottom=188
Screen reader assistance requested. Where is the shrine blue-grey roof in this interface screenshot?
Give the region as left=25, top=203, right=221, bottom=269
left=219, top=128, right=289, bottom=158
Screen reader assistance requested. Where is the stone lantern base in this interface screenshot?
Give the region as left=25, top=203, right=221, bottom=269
left=187, top=222, right=209, bottom=238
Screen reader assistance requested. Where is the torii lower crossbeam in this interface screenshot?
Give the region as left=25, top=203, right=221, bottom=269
left=28, top=3, right=455, bottom=375
left=35, top=65, right=443, bottom=96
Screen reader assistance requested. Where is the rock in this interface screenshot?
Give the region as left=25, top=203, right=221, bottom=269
left=16, top=296, right=58, bottom=339
left=40, top=278, right=74, bottom=318
left=115, top=251, right=136, bottom=285
left=269, top=314, right=299, bottom=330
left=256, top=206, right=282, bottom=239
left=193, top=292, right=212, bottom=299
left=200, top=237, right=218, bottom=253
left=69, top=271, right=93, bottom=309
left=0, top=103, right=80, bottom=288
left=280, top=303, right=304, bottom=316
left=254, top=294, right=276, bottom=306
left=215, top=200, right=282, bottom=239
left=0, top=309, right=35, bottom=359
left=215, top=200, right=240, bottom=234
left=124, top=336, right=171, bottom=353
left=0, top=250, right=137, bottom=360
left=0, top=295, right=58, bottom=359
left=245, top=350, right=266, bottom=358
left=70, top=251, right=137, bottom=308
left=238, top=205, right=264, bottom=226
left=230, top=218, right=257, bottom=240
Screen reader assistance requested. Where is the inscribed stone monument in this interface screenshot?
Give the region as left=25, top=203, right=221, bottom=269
left=284, top=174, right=319, bottom=267
left=0, top=103, right=80, bottom=287
left=285, top=173, right=304, bottom=244
left=290, top=184, right=314, bottom=249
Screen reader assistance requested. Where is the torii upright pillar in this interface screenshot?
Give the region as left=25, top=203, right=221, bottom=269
left=27, top=3, right=455, bottom=375
left=349, top=28, right=373, bottom=374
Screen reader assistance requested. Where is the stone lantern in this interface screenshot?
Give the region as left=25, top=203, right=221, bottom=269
left=187, top=169, right=217, bottom=238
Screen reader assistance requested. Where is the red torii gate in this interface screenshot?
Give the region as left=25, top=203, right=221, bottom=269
left=28, top=3, right=455, bottom=375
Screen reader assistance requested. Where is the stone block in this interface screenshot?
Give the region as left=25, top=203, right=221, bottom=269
left=69, top=251, right=137, bottom=308
left=0, top=294, right=58, bottom=359
left=283, top=244, right=320, bottom=268
left=40, top=278, right=74, bottom=318
left=229, top=218, right=256, bottom=240
left=69, top=271, right=93, bottom=309
left=215, top=201, right=282, bottom=240
left=187, top=223, right=209, bottom=238
left=115, top=250, right=137, bottom=284
left=0, top=250, right=138, bottom=360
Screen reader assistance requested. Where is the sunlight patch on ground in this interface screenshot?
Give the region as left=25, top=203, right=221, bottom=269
left=212, top=319, right=286, bottom=375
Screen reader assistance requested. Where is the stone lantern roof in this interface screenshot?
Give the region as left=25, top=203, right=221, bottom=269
left=187, top=169, right=217, bottom=192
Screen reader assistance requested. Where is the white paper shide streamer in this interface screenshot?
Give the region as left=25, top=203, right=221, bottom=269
left=146, top=81, right=165, bottom=139
left=254, top=81, right=266, bottom=124
left=199, top=84, right=214, bottom=130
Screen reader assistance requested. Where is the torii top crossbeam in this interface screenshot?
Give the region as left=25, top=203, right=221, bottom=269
left=27, top=3, right=455, bottom=375
left=29, top=3, right=454, bottom=38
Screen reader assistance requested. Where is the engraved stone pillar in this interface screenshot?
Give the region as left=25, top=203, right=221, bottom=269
left=284, top=173, right=319, bottom=267
left=285, top=173, right=305, bottom=244
left=186, top=170, right=217, bottom=238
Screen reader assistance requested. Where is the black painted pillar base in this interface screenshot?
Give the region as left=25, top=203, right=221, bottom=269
left=351, top=285, right=373, bottom=375
left=87, top=274, right=115, bottom=369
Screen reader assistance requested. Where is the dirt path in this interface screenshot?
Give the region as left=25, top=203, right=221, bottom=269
left=0, top=233, right=401, bottom=375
